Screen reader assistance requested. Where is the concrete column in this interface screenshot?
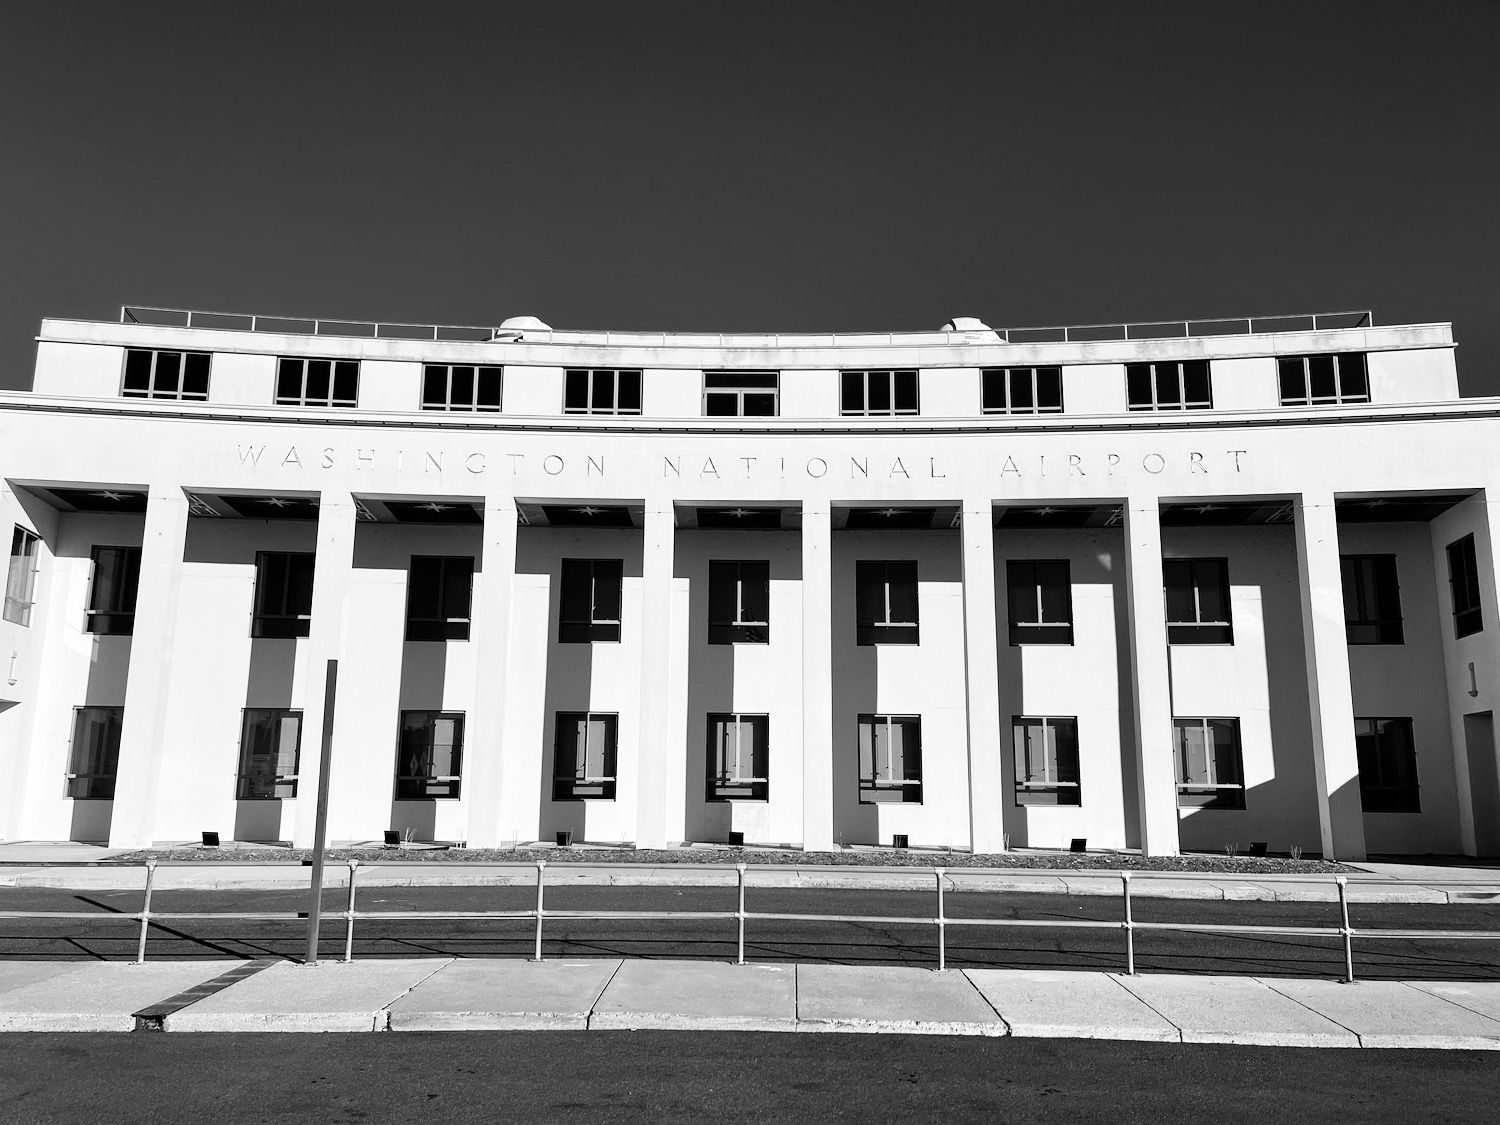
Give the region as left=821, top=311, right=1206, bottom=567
left=465, top=495, right=518, bottom=848
left=635, top=502, right=676, bottom=849
left=292, top=492, right=357, bottom=849
left=1122, top=496, right=1180, bottom=857
left=1295, top=491, right=1368, bottom=861
left=107, top=485, right=189, bottom=848
left=961, top=499, right=1006, bottom=853
left=801, top=502, right=835, bottom=851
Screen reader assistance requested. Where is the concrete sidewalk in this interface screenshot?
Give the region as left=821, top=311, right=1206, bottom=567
left=2, top=956, right=1500, bottom=1048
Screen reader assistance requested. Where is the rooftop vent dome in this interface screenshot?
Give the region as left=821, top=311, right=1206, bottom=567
left=941, top=316, right=993, bottom=333
left=498, top=315, right=551, bottom=332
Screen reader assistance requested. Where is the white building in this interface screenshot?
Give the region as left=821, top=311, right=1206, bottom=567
left=1, top=307, right=1497, bottom=861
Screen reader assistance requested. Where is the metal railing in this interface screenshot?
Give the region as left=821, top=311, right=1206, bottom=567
left=117, top=306, right=1375, bottom=349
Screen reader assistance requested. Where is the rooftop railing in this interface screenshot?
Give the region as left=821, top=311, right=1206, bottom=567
left=118, top=306, right=1375, bottom=349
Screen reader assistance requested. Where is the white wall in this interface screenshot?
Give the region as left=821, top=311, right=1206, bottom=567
left=1211, top=357, right=1280, bottom=411
left=644, top=368, right=701, bottom=418
left=358, top=360, right=422, bottom=413
left=920, top=367, right=980, bottom=418
left=780, top=369, right=838, bottom=419
left=1064, top=364, right=1127, bottom=415
left=1370, top=348, right=1459, bottom=404
left=210, top=353, right=276, bottom=407
left=504, top=366, right=565, bottom=416
left=32, top=342, right=123, bottom=398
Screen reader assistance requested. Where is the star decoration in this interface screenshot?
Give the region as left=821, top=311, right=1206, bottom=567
left=1189, top=505, right=1221, bottom=514
left=1029, top=506, right=1059, bottom=516
left=725, top=509, right=755, bottom=518
left=259, top=497, right=293, bottom=508
left=572, top=506, right=603, bottom=516
left=874, top=508, right=905, bottom=517
left=91, top=491, right=127, bottom=502
left=418, top=503, right=450, bottom=513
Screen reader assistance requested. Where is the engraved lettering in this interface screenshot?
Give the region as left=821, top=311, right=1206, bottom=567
left=588, top=455, right=605, bottom=477
left=850, top=457, right=868, bottom=479
left=1142, top=453, right=1166, bottom=474
left=663, top=456, right=681, bottom=478
left=281, top=447, right=302, bottom=468
left=1001, top=456, right=1021, bottom=477
left=806, top=457, right=828, bottom=478
left=1107, top=453, right=1121, bottom=476
left=1189, top=452, right=1206, bottom=473
left=425, top=452, right=443, bottom=474
left=237, top=445, right=266, bottom=467
left=321, top=448, right=335, bottom=469
left=700, top=458, right=719, bottom=478
left=507, top=453, right=524, bottom=475
left=929, top=457, right=945, bottom=478
left=542, top=455, right=565, bottom=476
left=357, top=449, right=375, bottom=470
left=1229, top=450, right=1247, bottom=472
left=466, top=453, right=486, bottom=474
left=740, top=457, right=756, bottom=477
left=889, top=457, right=909, bottom=479
left=1069, top=454, right=1085, bottom=476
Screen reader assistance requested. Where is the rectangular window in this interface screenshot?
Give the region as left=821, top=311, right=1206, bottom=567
left=5, top=526, right=40, bottom=626
left=1278, top=353, right=1370, bottom=406
left=855, top=561, right=919, bottom=645
left=236, top=709, right=302, bottom=799
left=1013, top=716, right=1081, bottom=806
left=421, top=364, right=503, bottom=411
left=67, top=706, right=123, bottom=799
left=1355, top=717, right=1420, bottom=812
left=1126, top=361, right=1212, bottom=411
left=252, top=552, right=315, bottom=638
left=1173, top=718, right=1244, bottom=809
left=707, top=713, right=769, bottom=801
left=1447, top=534, right=1483, bottom=638
left=553, top=712, right=618, bottom=800
left=982, top=367, right=1063, bottom=414
left=858, top=715, right=922, bottom=804
left=559, top=559, right=623, bottom=643
left=86, top=547, right=141, bottom=636
left=122, top=349, right=211, bottom=401
left=564, top=369, right=642, bottom=415
left=275, top=358, right=359, bottom=407
left=704, top=372, right=778, bottom=417
left=707, top=560, right=769, bottom=644
left=1006, top=559, right=1073, bottom=644
left=1341, top=555, right=1403, bottom=645
left=395, top=711, right=464, bottom=799
left=1163, top=558, right=1232, bottom=644
left=840, top=370, right=919, bottom=416
left=406, top=556, right=474, bottom=641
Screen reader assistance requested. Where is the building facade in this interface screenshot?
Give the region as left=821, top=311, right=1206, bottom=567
left=2, top=307, right=1497, bottom=860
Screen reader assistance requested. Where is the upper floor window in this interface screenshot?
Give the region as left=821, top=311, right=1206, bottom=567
left=554, top=712, right=617, bottom=801
left=858, top=714, right=922, bottom=804
left=704, top=372, right=778, bottom=417
left=855, top=561, right=918, bottom=645
left=1447, top=534, right=1483, bottom=638
left=5, top=526, right=40, bottom=627
left=1164, top=558, right=1232, bottom=644
left=1278, top=353, right=1369, bottom=406
left=1355, top=716, right=1420, bottom=812
left=87, top=546, right=141, bottom=636
left=566, top=368, right=641, bottom=415
left=237, top=709, right=302, bottom=799
left=707, top=713, right=769, bottom=801
left=1006, top=559, right=1073, bottom=644
left=422, top=364, right=502, bottom=412
left=395, top=711, right=464, bottom=799
left=276, top=358, right=358, bottom=408
left=559, top=558, right=623, bottom=643
left=1173, top=717, right=1244, bottom=809
left=708, top=560, right=769, bottom=644
left=252, top=552, right=315, bottom=639
left=122, top=349, right=210, bottom=401
left=1013, top=716, right=1080, bottom=806
left=1127, top=360, right=1211, bottom=411
left=68, top=706, right=123, bottom=799
left=841, top=370, right=918, bottom=416
left=406, top=556, right=473, bottom=641
left=1341, top=555, right=1403, bottom=645
left=983, top=367, right=1063, bottom=414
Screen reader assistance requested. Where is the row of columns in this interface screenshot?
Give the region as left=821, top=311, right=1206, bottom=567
left=104, top=487, right=1371, bottom=858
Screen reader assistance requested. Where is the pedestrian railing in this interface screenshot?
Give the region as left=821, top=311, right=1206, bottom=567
left=5, top=859, right=1500, bottom=983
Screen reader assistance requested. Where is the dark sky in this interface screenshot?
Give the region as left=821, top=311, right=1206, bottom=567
left=2, top=0, right=1496, bottom=393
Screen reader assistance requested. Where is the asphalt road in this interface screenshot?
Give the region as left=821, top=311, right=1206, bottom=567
left=2, top=1030, right=1497, bottom=1125
left=4, top=885, right=1500, bottom=979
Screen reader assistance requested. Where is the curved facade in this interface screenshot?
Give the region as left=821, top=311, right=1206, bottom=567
left=2, top=308, right=1498, bottom=859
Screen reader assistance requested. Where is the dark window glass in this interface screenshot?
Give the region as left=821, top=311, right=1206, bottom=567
left=252, top=552, right=315, bottom=638
left=616, top=370, right=642, bottom=412
left=305, top=360, right=331, bottom=402
left=1278, top=353, right=1372, bottom=406
left=276, top=357, right=358, bottom=407
left=123, top=349, right=210, bottom=400
left=183, top=353, right=212, bottom=397
left=1173, top=717, right=1244, bottom=809
left=836, top=369, right=919, bottom=415
left=450, top=366, right=475, bottom=407
left=237, top=709, right=302, bottom=798
left=423, top=365, right=448, bottom=406
left=1355, top=717, right=1420, bottom=812
left=1164, top=558, right=1233, bottom=644
left=703, top=373, right=778, bottom=417
left=563, top=368, right=643, bottom=414
left=1307, top=355, right=1337, bottom=401
left=1278, top=358, right=1304, bottom=403
left=123, top=350, right=153, bottom=393
left=559, top=558, right=623, bottom=643
left=395, top=711, right=464, bottom=799
left=1447, top=534, right=1483, bottom=638
left=1341, top=555, right=1403, bottom=644
left=406, top=556, right=474, bottom=641
left=5, top=526, right=40, bottom=627
left=68, top=706, right=123, bottom=799
left=553, top=712, right=617, bottom=800
left=476, top=367, right=503, bottom=408
left=858, top=715, right=922, bottom=804
left=1127, top=361, right=1212, bottom=411
left=856, top=561, right=918, bottom=645
left=707, top=713, right=769, bottom=801
left=708, top=560, right=770, bottom=644
left=1006, top=559, right=1073, bottom=644
left=1013, top=716, right=1081, bottom=805
left=421, top=364, right=503, bottom=411
left=87, top=546, right=141, bottom=635
left=155, top=352, right=181, bottom=395
left=982, top=367, right=1063, bottom=414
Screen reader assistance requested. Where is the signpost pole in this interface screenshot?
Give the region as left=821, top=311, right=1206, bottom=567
left=304, top=659, right=338, bottom=964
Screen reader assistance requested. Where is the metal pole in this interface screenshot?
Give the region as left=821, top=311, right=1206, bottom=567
left=532, top=861, right=546, bottom=962
left=304, top=659, right=338, bottom=965
left=1336, top=876, right=1355, bottom=983
left=136, top=861, right=157, bottom=964
left=1122, top=871, right=1135, bottom=975
left=343, top=860, right=359, bottom=963
left=935, top=868, right=947, bottom=972
left=736, top=864, right=747, bottom=965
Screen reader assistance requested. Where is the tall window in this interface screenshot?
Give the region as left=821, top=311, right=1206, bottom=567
left=1173, top=718, right=1244, bottom=809
left=122, top=349, right=210, bottom=401
left=86, top=547, right=141, bottom=636
left=1163, top=558, right=1232, bottom=644
left=395, top=712, right=464, bottom=799
left=1278, top=354, right=1369, bottom=406
left=406, top=556, right=474, bottom=641
left=68, top=706, right=123, bottom=799
left=1447, top=534, right=1483, bottom=638
left=858, top=715, right=922, bottom=804
left=1341, top=555, right=1403, bottom=645
left=707, top=714, right=769, bottom=801
left=237, top=710, right=302, bottom=799
left=841, top=370, right=918, bottom=416
left=252, top=552, right=315, bottom=638
left=855, top=561, right=918, bottom=645
left=1013, top=716, right=1080, bottom=806
left=276, top=358, right=359, bottom=407
left=5, top=526, right=40, bottom=626
left=565, top=369, right=641, bottom=415
left=1126, top=361, right=1211, bottom=411
left=982, top=367, right=1063, bottom=414
left=554, top=712, right=617, bottom=800
left=1006, top=560, right=1073, bottom=644
left=559, top=559, right=623, bottom=643
left=1355, top=717, right=1420, bottom=812
left=422, top=364, right=502, bottom=411
left=708, top=560, right=769, bottom=644
left=704, top=372, right=778, bottom=417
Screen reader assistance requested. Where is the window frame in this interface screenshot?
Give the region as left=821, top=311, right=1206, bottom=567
left=1012, top=716, right=1081, bottom=806
left=558, top=558, right=624, bottom=643
left=858, top=714, right=923, bottom=804
left=840, top=369, right=919, bottom=417
left=981, top=366, right=1063, bottom=415
left=252, top=551, right=315, bottom=639
left=707, top=560, right=770, bottom=644
left=1163, top=557, right=1233, bottom=644
left=1006, top=559, right=1074, bottom=644
left=121, top=349, right=211, bottom=401
left=406, top=555, right=474, bottom=641
left=86, top=546, right=141, bottom=636
left=855, top=560, right=919, bottom=646
left=564, top=368, right=643, bottom=415
left=5, top=525, right=40, bottom=627
left=1447, top=534, right=1483, bottom=639
left=394, top=711, right=465, bottom=800
left=706, top=713, right=769, bottom=801
left=1341, top=554, right=1403, bottom=645
left=1172, top=717, right=1245, bottom=809
left=67, top=705, right=123, bottom=799
left=1355, top=716, right=1420, bottom=813
left=275, top=357, right=360, bottom=408
left=1126, top=360, right=1212, bottom=411
left=236, top=708, right=303, bottom=799
left=703, top=372, right=779, bottom=418
left=1277, top=353, right=1370, bottom=406
left=553, top=711, right=618, bottom=801
left=420, top=364, right=503, bottom=412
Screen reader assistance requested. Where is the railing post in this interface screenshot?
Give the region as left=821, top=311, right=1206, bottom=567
left=1336, top=875, right=1355, bottom=983
left=736, top=863, right=747, bottom=965
left=532, top=861, right=546, bottom=962
left=136, top=861, right=157, bottom=964
left=935, top=867, right=947, bottom=972
left=1122, top=871, right=1135, bottom=975
left=343, top=860, right=359, bottom=963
